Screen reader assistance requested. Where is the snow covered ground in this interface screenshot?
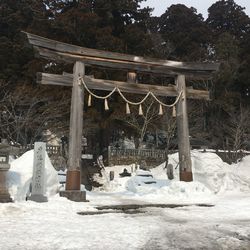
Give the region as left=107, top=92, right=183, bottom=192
left=0, top=150, right=250, bottom=250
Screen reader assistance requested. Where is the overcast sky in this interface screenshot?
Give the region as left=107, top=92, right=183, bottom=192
left=141, top=0, right=250, bottom=18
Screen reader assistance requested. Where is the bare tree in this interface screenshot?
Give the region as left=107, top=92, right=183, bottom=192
left=113, top=95, right=178, bottom=150
left=223, top=106, right=250, bottom=162
left=115, top=97, right=161, bottom=148
left=0, top=83, right=71, bottom=146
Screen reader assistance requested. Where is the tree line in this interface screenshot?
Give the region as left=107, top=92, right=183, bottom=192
left=0, top=0, right=249, bottom=160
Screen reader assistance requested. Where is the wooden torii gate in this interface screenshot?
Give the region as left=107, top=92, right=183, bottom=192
left=24, top=32, right=219, bottom=201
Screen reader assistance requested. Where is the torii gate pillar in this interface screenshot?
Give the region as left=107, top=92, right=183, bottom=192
left=176, top=75, right=193, bottom=182
left=60, top=61, right=87, bottom=201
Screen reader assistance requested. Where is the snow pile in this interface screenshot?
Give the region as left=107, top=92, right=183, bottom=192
left=156, top=180, right=212, bottom=198
left=123, top=167, right=213, bottom=203
left=126, top=169, right=166, bottom=193
left=96, top=151, right=250, bottom=203
left=6, top=149, right=250, bottom=204
left=7, top=150, right=59, bottom=201
left=231, top=155, right=250, bottom=183
left=152, top=151, right=250, bottom=194
left=192, top=151, right=250, bottom=193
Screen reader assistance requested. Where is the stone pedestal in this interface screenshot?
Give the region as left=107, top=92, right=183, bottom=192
left=28, top=194, right=48, bottom=202
left=60, top=190, right=87, bottom=202
left=0, top=164, right=12, bottom=203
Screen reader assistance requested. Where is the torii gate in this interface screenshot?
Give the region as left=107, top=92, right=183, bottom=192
left=24, top=32, right=219, bottom=201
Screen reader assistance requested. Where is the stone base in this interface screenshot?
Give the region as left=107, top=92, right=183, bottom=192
left=0, top=193, right=13, bottom=203
left=60, top=190, right=87, bottom=202
left=27, top=194, right=48, bottom=202
left=180, top=171, right=193, bottom=182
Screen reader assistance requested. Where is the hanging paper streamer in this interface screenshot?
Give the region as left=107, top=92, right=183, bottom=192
left=172, top=105, right=176, bottom=117
left=139, top=104, right=143, bottom=115
left=158, top=104, right=163, bottom=115
left=88, top=94, right=92, bottom=107
left=104, top=98, right=109, bottom=110
left=126, top=102, right=130, bottom=114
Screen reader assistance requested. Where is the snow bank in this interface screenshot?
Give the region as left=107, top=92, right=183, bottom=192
left=122, top=168, right=213, bottom=203
left=231, top=155, right=250, bottom=182
left=192, top=151, right=250, bottom=193
left=95, top=151, right=250, bottom=204
left=6, top=149, right=250, bottom=204
left=7, top=150, right=59, bottom=201
left=152, top=151, right=250, bottom=194
left=126, top=169, right=166, bottom=193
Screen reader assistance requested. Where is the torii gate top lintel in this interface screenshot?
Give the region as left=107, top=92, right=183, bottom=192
left=23, top=32, right=219, bottom=79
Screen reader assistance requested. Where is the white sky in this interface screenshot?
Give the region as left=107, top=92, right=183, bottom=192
left=141, top=0, right=250, bottom=18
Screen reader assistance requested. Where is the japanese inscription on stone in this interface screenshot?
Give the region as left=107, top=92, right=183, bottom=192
left=32, top=142, right=46, bottom=195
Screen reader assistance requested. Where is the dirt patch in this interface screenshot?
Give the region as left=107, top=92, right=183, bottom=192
left=77, top=203, right=214, bottom=216
left=96, top=203, right=214, bottom=211
left=77, top=210, right=146, bottom=216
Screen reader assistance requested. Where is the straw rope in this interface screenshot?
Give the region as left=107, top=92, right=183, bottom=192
left=80, top=77, right=183, bottom=107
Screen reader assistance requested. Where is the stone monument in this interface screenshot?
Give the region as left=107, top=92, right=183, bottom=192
left=28, top=142, right=48, bottom=202
left=167, top=164, right=174, bottom=180
left=0, top=139, right=12, bottom=202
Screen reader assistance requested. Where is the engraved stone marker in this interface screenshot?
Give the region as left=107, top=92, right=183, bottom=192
left=0, top=139, right=12, bottom=203
left=28, top=142, right=48, bottom=202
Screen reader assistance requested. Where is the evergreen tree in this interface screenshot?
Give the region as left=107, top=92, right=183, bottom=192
left=235, top=33, right=250, bottom=102
left=158, top=4, right=211, bottom=61
left=207, top=0, right=250, bottom=100
left=0, top=0, right=52, bottom=84
left=206, top=0, right=250, bottom=39
left=204, top=0, right=250, bottom=151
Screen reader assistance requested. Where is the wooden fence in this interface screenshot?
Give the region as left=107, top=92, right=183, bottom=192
left=14, top=144, right=250, bottom=168
left=108, top=146, right=168, bottom=167
left=18, top=145, right=61, bottom=156
left=16, top=144, right=66, bottom=170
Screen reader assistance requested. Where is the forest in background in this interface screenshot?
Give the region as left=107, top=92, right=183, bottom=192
left=0, top=0, right=249, bottom=161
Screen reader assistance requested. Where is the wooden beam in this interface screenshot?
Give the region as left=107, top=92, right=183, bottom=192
left=36, top=47, right=215, bottom=78
left=176, top=75, right=193, bottom=182
left=37, top=72, right=72, bottom=87
left=66, top=61, right=85, bottom=191
left=37, top=72, right=210, bottom=100
left=23, top=32, right=219, bottom=78
left=36, top=47, right=214, bottom=78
